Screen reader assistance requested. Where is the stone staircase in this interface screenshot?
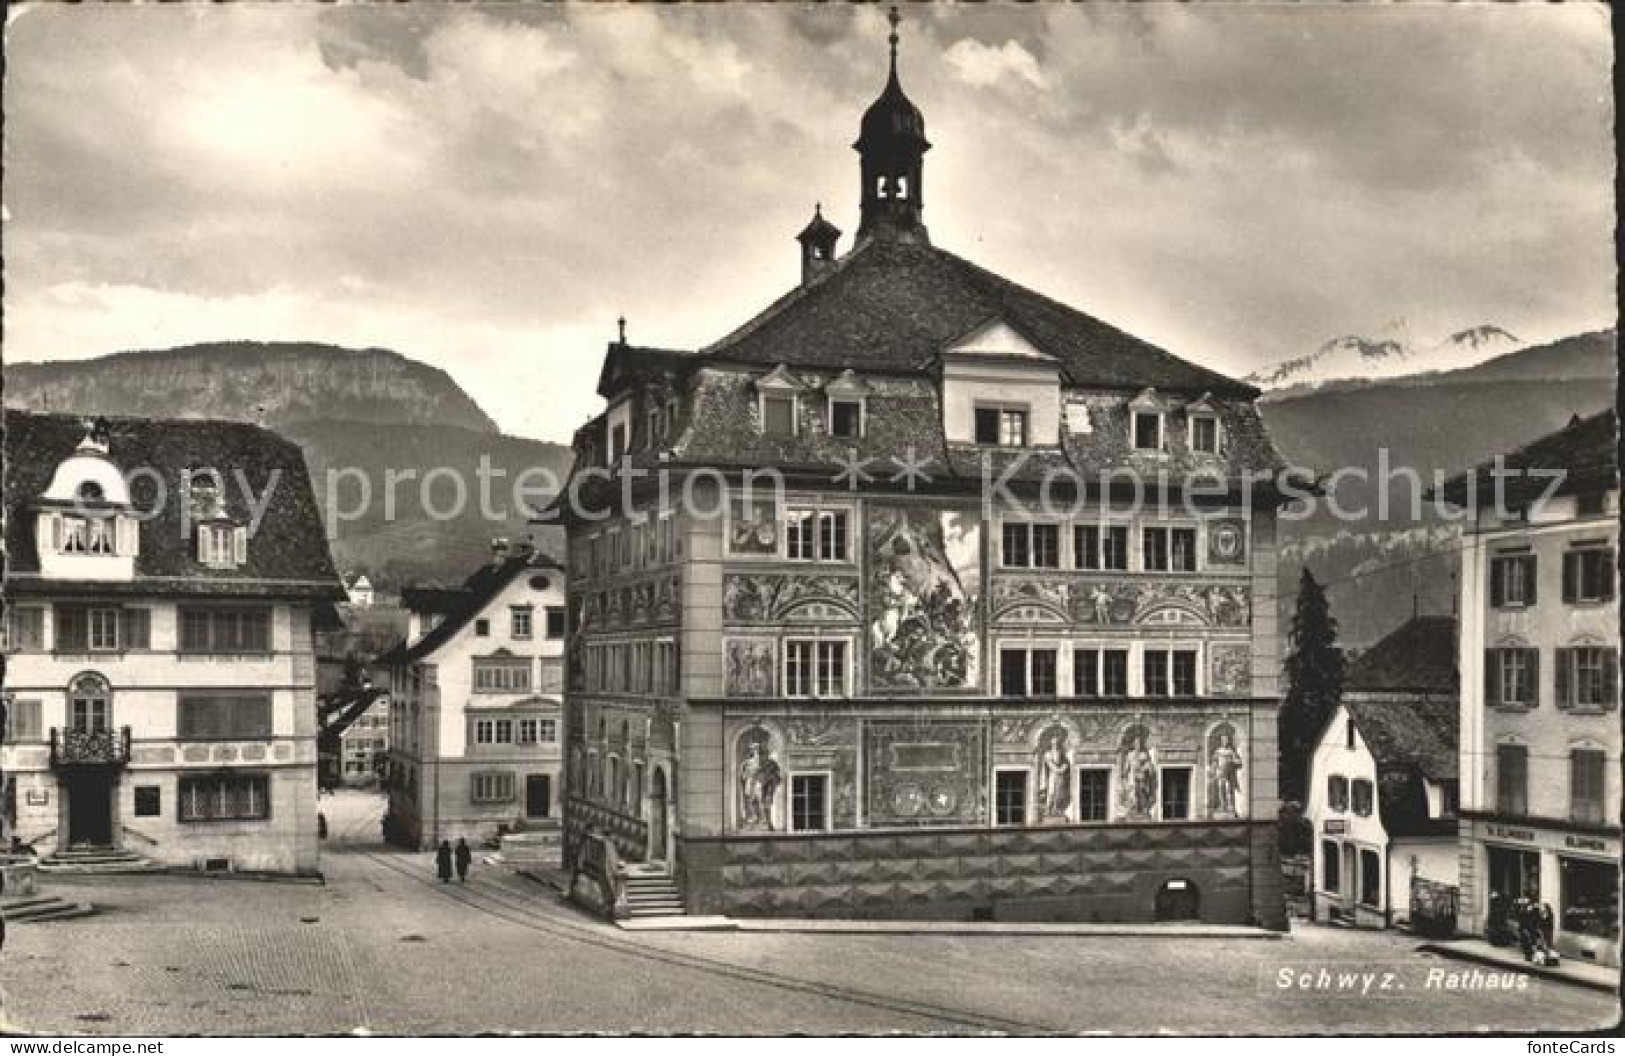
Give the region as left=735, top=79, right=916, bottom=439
left=622, top=864, right=685, bottom=918
left=38, top=847, right=163, bottom=875
left=3, top=893, right=95, bottom=923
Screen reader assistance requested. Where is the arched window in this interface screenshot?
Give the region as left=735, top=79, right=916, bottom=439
left=896, top=175, right=909, bottom=200
left=69, top=673, right=111, bottom=733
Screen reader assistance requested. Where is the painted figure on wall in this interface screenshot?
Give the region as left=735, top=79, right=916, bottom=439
left=1208, top=724, right=1244, bottom=817
left=736, top=727, right=782, bottom=831
left=866, top=507, right=981, bottom=691
left=1118, top=725, right=1157, bottom=817
left=725, top=639, right=776, bottom=697
left=1034, top=726, right=1072, bottom=821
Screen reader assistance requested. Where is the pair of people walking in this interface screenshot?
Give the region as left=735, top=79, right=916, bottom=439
left=436, top=837, right=472, bottom=884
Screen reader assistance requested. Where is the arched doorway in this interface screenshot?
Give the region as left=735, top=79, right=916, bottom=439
left=648, top=767, right=668, bottom=865
left=64, top=673, right=116, bottom=848
left=1154, top=878, right=1200, bottom=921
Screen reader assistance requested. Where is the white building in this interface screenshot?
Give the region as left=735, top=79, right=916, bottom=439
left=1438, top=409, right=1620, bottom=967
left=346, top=574, right=375, bottom=609
left=1309, top=616, right=1460, bottom=928
left=383, top=543, right=567, bottom=849
left=1, top=413, right=343, bottom=875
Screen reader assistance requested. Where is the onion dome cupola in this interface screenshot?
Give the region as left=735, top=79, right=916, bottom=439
left=854, top=6, right=931, bottom=244
left=795, top=203, right=842, bottom=286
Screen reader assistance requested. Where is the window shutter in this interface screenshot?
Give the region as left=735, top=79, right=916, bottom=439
left=1524, top=556, right=1537, bottom=606
left=1524, top=649, right=1540, bottom=708
left=1562, top=553, right=1578, bottom=603
left=116, top=517, right=139, bottom=557
left=48, top=513, right=61, bottom=553
left=1600, top=552, right=1617, bottom=602
left=1483, top=650, right=1500, bottom=707
left=232, top=526, right=249, bottom=566
left=1604, top=648, right=1619, bottom=709
left=1555, top=648, right=1571, bottom=709
left=129, top=609, right=151, bottom=650
left=197, top=525, right=213, bottom=565
left=1489, top=560, right=1505, bottom=607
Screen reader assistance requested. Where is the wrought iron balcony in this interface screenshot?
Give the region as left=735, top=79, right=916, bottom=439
left=49, top=726, right=131, bottom=768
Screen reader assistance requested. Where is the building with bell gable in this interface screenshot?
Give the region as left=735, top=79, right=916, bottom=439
left=554, top=13, right=1297, bottom=925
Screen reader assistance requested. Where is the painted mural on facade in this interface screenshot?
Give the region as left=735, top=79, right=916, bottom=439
left=1033, top=723, right=1073, bottom=822
left=866, top=506, right=981, bottom=691
left=991, top=578, right=1249, bottom=629
left=1207, top=722, right=1244, bottom=818
left=864, top=720, right=986, bottom=827
left=734, top=724, right=785, bottom=831
left=1118, top=723, right=1158, bottom=819
left=724, top=638, right=777, bottom=697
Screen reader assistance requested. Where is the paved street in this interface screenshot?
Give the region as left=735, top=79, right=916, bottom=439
left=2, top=791, right=1615, bottom=1035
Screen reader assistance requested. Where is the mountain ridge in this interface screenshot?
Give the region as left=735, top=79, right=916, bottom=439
left=4, top=340, right=500, bottom=435
left=1246, top=324, right=1523, bottom=390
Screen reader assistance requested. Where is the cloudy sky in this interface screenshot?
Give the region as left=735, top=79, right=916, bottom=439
left=4, top=2, right=1614, bottom=441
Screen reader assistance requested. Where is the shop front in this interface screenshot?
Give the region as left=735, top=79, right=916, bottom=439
left=1468, top=818, right=1620, bottom=967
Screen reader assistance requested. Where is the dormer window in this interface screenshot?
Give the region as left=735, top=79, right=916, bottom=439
left=1186, top=394, right=1221, bottom=455
left=824, top=369, right=871, bottom=440
left=763, top=395, right=797, bottom=437
left=197, top=523, right=247, bottom=569
left=975, top=405, right=1029, bottom=447
left=830, top=400, right=863, bottom=439
left=1129, top=389, right=1168, bottom=453
left=756, top=365, right=805, bottom=438
left=1133, top=411, right=1163, bottom=452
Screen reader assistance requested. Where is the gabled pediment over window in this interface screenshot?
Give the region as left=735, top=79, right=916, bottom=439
left=823, top=368, right=872, bottom=398
left=1186, top=392, right=1218, bottom=417
left=942, top=317, right=1056, bottom=363
left=755, top=364, right=806, bottom=393
left=1129, top=387, right=1168, bottom=412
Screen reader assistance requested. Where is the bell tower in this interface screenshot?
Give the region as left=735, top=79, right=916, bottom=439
left=854, top=7, right=930, bottom=243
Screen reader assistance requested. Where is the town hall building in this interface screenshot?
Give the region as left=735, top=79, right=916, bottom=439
left=554, top=13, right=1296, bottom=925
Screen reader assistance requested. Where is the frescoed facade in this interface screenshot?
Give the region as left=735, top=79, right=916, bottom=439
left=553, top=20, right=1297, bottom=924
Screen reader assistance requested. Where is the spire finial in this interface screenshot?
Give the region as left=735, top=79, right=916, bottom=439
left=617, top=316, right=627, bottom=344
left=888, top=5, right=900, bottom=71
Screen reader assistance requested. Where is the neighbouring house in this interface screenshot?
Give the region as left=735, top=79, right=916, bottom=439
left=549, top=16, right=1299, bottom=925
left=1309, top=615, right=1460, bottom=928
left=382, top=541, right=567, bottom=849
left=345, top=574, right=375, bottom=609
left=0, top=411, right=343, bottom=874
left=1436, top=409, right=1620, bottom=967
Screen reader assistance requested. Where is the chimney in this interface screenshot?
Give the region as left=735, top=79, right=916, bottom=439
left=491, top=537, right=510, bottom=564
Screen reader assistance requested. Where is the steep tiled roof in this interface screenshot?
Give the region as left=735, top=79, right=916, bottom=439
left=1345, top=694, right=1459, bottom=782
left=1436, top=408, right=1618, bottom=507
left=386, top=552, right=562, bottom=666
left=1345, top=615, right=1459, bottom=695
left=703, top=237, right=1259, bottom=396
left=3, top=409, right=342, bottom=598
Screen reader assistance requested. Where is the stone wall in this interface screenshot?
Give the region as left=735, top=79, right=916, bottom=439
left=681, top=819, right=1280, bottom=925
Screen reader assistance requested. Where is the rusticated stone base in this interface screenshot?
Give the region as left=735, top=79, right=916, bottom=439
left=679, top=819, right=1285, bottom=927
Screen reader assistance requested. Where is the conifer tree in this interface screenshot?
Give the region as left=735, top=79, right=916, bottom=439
left=1279, top=569, right=1345, bottom=804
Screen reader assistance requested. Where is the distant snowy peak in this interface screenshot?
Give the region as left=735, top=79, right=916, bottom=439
left=1246, top=325, right=1522, bottom=389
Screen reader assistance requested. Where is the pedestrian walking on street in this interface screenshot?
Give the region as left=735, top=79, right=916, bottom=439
left=454, top=837, right=472, bottom=883
left=435, top=840, right=453, bottom=883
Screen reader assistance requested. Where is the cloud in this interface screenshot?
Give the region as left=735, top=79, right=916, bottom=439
left=2, top=3, right=1613, bottom=440
left=944, top=38, right=1044, bottom=90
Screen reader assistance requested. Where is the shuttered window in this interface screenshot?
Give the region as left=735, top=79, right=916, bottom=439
left=1485, top=648, right=1539, bottom=707
left=1556, top=647, right=1620, bottom=709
